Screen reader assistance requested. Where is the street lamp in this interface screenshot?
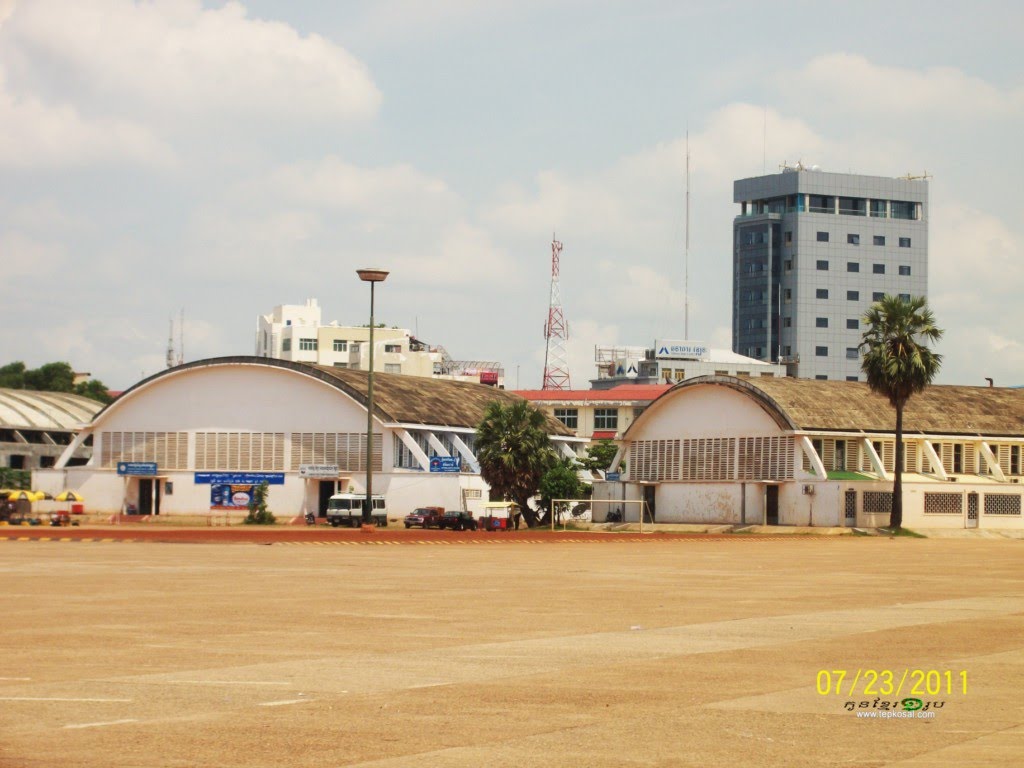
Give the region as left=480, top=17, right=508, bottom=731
left=357, top=267, right=389, bottom=525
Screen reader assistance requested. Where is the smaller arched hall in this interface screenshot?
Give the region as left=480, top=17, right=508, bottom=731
left=596, top=375, right=1024, bottom=530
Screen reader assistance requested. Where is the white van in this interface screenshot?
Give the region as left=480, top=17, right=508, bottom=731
left=326, top=493, right=387, bottom=527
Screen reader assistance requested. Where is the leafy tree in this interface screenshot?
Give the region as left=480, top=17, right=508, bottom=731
left=23, top=362, right=75, bottom=392
left=0, top=468, right=31, bottom=490
left=0, top=360, right=112, bottom=404
left=539, top=457, right=589, bottom=524
left=579, top=439, right=621, bottom=474
left=860, top=295, right=943, bottom=530
left=475, top=400, right=558, bottom=528
left=0, top=362, right=26, bottom=389
left=74, top=379, right=114, bottom=405
left=243, top=481, right=276, bottom=525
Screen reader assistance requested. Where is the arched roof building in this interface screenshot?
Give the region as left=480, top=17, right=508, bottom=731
left=35, top=357, right=578, bottom=520
left=0, top=388, right=102, bottom=472
left=596, top=376, right=1024, bottom=530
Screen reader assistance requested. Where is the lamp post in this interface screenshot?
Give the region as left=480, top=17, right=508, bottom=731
left=357, top=267, right=389, bottom=525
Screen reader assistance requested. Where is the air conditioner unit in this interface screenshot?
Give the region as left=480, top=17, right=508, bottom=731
left=947, top=477, right=958, bottom=482
left=802, top=484, right=815, bottom=495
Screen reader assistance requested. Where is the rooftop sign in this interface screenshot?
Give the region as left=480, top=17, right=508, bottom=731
left=655, top=340, right=709, bottom=361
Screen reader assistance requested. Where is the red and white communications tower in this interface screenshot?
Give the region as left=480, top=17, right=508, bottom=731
left=542, top=236, right=571, bottom=390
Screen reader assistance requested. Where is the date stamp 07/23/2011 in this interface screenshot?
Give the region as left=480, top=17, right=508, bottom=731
left=816, top=669, right=967, bottom=716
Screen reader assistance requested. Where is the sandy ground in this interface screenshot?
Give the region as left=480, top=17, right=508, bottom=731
left=1, top=535, right=1022, bottom=767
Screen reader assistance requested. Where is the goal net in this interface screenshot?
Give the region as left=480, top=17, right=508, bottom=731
left=548, top=498, right=654, bottom=532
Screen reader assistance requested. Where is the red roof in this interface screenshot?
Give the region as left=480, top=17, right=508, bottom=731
left=513, top=384, right=670, bottom=403
left=591, top=430, right=617, bottom=440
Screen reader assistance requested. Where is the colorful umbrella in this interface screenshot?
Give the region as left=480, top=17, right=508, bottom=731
left=55, top=490, right=84, bottom=502
left=33, top=491, right=54, bottom=500
left=7, top=491, right=35, bottom=502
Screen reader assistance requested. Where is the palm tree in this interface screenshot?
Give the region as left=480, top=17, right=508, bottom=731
left=860, top=295, right=943, bottom=529
left=475, top=400, right=558, bottom=528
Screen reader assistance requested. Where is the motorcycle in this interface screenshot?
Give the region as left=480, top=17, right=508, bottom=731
left=304, top=512, right=317, bottom=526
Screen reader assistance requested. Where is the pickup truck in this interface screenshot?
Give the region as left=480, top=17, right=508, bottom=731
left=437, top=510, right=478, bottom=531
left=404, top=507, right=444, bottom=529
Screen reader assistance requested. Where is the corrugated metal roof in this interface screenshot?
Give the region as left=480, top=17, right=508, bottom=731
left=0, top=388, right=103, bottom=430
left=310, top=364, right=573, bottom=435
left=668, top=376, right=1024, bottom=437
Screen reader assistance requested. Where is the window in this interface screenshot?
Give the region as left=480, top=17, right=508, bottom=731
left=891, top=201, right=917, bottom=220
left=873, top=235, right=886, bottom=246
left=784, top=288, right=792, bottom=303
left=839, top=198, right=867, bottom=216
left=333, top=340, right=348, bottom=352
left=299, top=338, right=317, bottom=351
left=846, top=318, right=859, bottom=330
left=899, top=265, right=911, bottom=276
left=870, top=200, right=887, bottom=218
left=783, top=317, right=792, bottom=327
left=554, top=408, right=578, bottom=429
left=816, top=231, right=830, bottom=242
left=808, top=195, right=833, bottom=213
left=1012, top=445, right=1021, bottom=475
left=815, top=375, right=828, bottom=380
left=846, top=347, right=858, bottom=359
left=784, top=231, right=793, bottom=245
left=846, top=376, right=858, bottom=381
left=783, top=345, right=792, bottom=355
left=899, top=293, right=911, bottom=302
left=847, top=234, right=860, bottom=245
left=953, top=444, right=963, bottom=474
left=873, top=292, right=885, bottom=301
left=282, top=338, right=292, bottom=352
left=384, top=344, right=401, bottom=353
left=332, top=362, right=348, bottom=368
left=816, top=260, right=829, bottom=270
left=784, top=259, right=793, bottom=272
left=899, top=237, right=911, bottom=248
left=847, top=290, right=859, bottom=301
left=815, top=346, right=828, bottom=357
left=816, top=317, right=828, bottom=328
left=384, top=363, right=401, bottom=374
left=847, top=261, right=859, bottom=273
left=594, top=408, right=618, bottom=430
left=873, top=263, right=885, bottom=274
left=816, top=289, right=829, bottom=299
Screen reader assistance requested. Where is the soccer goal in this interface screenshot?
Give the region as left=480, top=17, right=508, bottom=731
left=548, top=498, right=654, bottom=533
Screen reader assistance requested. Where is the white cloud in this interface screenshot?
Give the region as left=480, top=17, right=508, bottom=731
left=0, top=81, right=174, bottom=168
left=777, top=53, right=1024, bottom=119
left=1, top=0, right=380, bottom=125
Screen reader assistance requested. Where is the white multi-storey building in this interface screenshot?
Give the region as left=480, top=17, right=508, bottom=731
left=255, top=299, right=504, bottom=387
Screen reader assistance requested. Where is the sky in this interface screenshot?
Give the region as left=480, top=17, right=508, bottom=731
left=1, top=0, right=1022, bottom=390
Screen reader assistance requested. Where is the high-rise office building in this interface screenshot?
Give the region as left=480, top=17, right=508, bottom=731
left=732, top=166, right=928, bottom=380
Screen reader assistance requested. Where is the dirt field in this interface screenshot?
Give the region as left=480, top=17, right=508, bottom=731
left=1, top=534, right=1022, bottom=767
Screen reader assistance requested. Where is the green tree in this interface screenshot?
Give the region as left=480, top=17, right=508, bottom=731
left=243, top=481, right=276, bottom=525
left=74, top=379, right=114, bottom=405
left=860, top=295, right=943, bottom=530
left=0, top=362, right=26, bottom=389
left=475, top=400, right=558, bottom=528
left=539, top=457, right=589, bottom=524
left=23, top=362, right=75, bottom=392
left=579, top=439, right=621, bottom=474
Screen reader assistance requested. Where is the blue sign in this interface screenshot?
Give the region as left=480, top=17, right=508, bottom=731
left=606, top=472, right=621, bottom=482
left=194, top=472, right=286, bottom=485
left=117, top=462, right=158, bottom=476
left=429, top=456, right=461, bottom=473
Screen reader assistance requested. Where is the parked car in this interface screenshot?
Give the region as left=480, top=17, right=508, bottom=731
left=404, top=507, right=444, bottom=529
left=438, top=510, right=478, bottom=531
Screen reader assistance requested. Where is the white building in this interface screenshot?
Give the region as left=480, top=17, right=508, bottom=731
left=592, top=340, right=785, bottom=389
left=596, top=375, right=1024, bottom=531
left=32, top=357, right=579, bottom=521
left=256, top=299, right=504, bottom=387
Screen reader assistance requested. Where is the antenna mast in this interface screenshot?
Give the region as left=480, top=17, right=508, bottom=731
left=541, top=235, right=571, bottom=390
left=165, top=316, right=175, bottom=369
left=685, top=131, right=690, bottom=339
left=178, top=307, right=184, bottom=366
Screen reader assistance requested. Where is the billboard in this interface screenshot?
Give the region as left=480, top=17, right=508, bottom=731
left=655, top=340, right=709, bottom=360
